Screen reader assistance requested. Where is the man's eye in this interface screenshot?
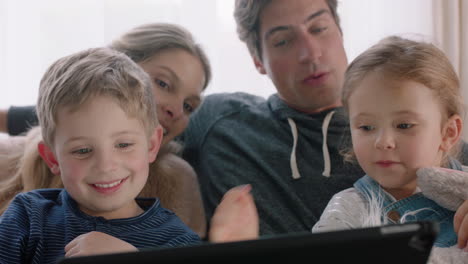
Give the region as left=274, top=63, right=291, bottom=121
left=311, top=27, right=327, bottom=34
left=274, top=39, right=287, bottom=47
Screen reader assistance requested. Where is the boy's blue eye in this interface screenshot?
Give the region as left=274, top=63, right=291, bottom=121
left=397, top=123, right=413, bottom=129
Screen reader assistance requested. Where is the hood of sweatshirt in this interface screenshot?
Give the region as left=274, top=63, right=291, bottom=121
left=267, top=94, right=350, bottom=179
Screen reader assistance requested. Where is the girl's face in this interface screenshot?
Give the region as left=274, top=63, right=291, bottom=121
left=347, top=72, right=454, bottom=200
left=138, top=49, right=206, bottom=146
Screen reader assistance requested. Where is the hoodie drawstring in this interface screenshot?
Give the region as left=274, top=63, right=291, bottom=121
left=321, top=111, right=335, bottom=177
left=287, top=118, right=301, bottom=179
left=287, top=110, right=336, bottom=179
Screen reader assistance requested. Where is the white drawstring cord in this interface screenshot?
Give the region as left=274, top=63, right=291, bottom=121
left=287, top=118, right=301, bottom=179
left=321, top=111, right=335, bottom=177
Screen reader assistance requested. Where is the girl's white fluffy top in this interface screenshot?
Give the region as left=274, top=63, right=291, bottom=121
left=312, top=166, right=468, bottom=263
left=417, top=167, right=468, bottom=263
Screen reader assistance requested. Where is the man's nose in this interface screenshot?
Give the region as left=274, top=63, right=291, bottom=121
left=298, top=31, right=322, bottom=64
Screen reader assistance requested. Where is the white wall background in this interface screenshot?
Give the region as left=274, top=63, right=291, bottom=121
left=0, top=0, right=435, bottom=109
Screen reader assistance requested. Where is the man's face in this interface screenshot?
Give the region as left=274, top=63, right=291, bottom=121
left=255, top=0, right=348, bottom=113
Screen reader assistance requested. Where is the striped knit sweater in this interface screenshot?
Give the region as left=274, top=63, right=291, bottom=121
left=0, top=189, right=200, bottom=264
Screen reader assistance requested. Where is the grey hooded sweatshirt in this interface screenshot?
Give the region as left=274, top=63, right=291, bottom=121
left=181, top=92, right=364, bottom=236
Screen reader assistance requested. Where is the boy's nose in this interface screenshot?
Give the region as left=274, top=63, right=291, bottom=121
left=96, top=152, right=118, bottom=172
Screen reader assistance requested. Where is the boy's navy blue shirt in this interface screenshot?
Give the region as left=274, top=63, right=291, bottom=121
left=0, top=189, right=200, bottom=264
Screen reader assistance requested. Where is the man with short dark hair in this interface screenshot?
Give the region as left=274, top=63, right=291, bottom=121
left=182, top=0, right=362, bottom=235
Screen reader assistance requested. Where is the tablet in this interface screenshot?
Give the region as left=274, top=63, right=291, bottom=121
left=58, top=221, right=438, bottom=264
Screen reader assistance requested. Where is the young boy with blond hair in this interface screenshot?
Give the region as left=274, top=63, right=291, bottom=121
left=0, top=47, right=200, bottom=263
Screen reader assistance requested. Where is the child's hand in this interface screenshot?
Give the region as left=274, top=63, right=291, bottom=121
left=455, top=200, right=468, bottom=251
left=208, top=184, right=259, bottom=243
left=64, top=231, right=137, bottom=257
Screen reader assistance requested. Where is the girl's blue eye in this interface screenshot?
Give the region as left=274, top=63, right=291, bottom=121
left=72, top=148, right=92, bottom=155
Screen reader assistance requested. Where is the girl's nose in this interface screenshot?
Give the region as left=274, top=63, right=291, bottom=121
left=375, top=131, right=396, bottom=150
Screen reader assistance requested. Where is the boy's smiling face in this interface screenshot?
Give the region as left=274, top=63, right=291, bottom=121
left=49, top=95, right=161, bottom=219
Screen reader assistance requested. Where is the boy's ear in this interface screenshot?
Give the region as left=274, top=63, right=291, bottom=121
left=440, top=114, right=463, bottom=152
left=148, top=125, right=163, bottom=163
left=37, top=141, right=60, bottom=175
left=253, top=56, right=267, bottom=75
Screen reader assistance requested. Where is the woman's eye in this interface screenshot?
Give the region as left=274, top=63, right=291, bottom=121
left=183, top=102, right=194, bottom=113
left=358, top=125, right=373, bottom=131
left=155, top=79, right=169, bottom=89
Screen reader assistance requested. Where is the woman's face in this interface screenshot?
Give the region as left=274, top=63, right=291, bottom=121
left=138, top=49, right=206, bottom=145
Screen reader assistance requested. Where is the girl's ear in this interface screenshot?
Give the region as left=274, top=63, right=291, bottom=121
left=148, top=125, right=163, bottom=163
left=37, top=141, right=60, bottom=175
left=440, top=114, right=463, bottom=152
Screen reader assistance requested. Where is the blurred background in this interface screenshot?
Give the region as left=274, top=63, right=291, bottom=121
left=0, top=0, right=466, bottom=130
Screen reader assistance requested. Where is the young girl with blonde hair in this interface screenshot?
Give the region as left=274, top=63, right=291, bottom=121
left=313, top=35, right=467, bottom=263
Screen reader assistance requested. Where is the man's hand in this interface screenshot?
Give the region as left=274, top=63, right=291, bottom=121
left=209, top=184, right=259, bottom=243
left=64, top=231, right=137, bottom=257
